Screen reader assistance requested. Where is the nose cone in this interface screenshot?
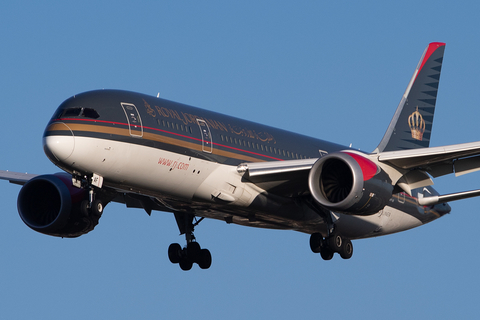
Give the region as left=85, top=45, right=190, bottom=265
left=43, top=123, right=75, bottom=163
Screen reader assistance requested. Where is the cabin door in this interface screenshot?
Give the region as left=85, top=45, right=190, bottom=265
left=197, top=119, right=212, bottom=153
left=121, top=102, right=143, bottom=137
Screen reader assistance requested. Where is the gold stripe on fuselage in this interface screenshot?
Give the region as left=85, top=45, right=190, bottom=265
left=46, top=122, right=265, bottom=163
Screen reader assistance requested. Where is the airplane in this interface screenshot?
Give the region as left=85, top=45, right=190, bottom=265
left=3, top=42, right=480, bottom=271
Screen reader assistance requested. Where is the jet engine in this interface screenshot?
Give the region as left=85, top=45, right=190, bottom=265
left=308, top=152, right=393, bottom=215
left=17, top=173, right=99, bottom=237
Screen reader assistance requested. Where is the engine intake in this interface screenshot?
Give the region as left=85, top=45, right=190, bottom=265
left=17, top=173, right=98, bottom=237
left=308, top=152, right=392, bottom=215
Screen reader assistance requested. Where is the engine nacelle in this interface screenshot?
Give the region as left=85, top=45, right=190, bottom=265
left=308, top=152, right=393, bottom=215
left=17, top=173, right=98, bottom=237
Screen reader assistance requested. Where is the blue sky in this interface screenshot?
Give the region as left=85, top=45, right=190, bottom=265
left=1, top=1, right=480, bottom=319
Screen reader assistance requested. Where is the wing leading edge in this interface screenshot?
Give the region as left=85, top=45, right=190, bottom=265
left=0, top=170, right=38, bottom=186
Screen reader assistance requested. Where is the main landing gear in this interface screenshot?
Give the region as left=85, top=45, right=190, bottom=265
left=309, top=232, right=353, bottom=260
left=168, top=213, right=212, bottom=271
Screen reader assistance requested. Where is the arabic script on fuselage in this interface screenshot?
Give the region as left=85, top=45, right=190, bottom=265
left=143, top=99, right=276, bottom=144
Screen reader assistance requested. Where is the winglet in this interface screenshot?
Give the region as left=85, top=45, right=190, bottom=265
left=374, top=42, right=446, bottom=153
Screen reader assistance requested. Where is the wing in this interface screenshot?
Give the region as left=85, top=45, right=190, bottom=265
left=0, top=169, right=174, bottom=219
left=377, top=141, right=480, bottom=177
left=239, top=142, right=480, bottom=206
left=239, top=140, right=480, bottom=189
left=0, top=170, right=38, bottom=185
left=238, top=159, right=317, bottom=196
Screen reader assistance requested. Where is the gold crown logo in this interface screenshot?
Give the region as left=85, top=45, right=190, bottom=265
left=408, top=106, right=425, bottom=141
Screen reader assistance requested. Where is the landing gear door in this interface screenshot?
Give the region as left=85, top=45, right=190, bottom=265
left=197, top=119, right=212, bottom=153
left=121, top=102, right=143, bottom=138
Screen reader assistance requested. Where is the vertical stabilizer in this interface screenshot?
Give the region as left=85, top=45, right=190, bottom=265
left=374, top=42, right=446, bottom=153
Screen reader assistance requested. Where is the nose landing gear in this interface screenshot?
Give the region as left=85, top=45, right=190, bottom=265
left=73, top=172, right=111, bottom=218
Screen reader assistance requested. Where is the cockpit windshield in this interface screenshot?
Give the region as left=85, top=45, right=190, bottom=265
left=59, top=107, right=100, bottom=119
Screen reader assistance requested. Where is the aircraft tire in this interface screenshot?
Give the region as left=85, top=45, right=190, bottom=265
left=339, top=239, right=353, bottom=259
left=328, top=234, right=343, bottom=252
left=80, top=200, right=90, bottom=217
left=168, top=243, right=182, bottom=264
left=179, top=258, right=193, bottom=271
left=320, top=247, right=334, bottom=260
left=187, top=242, right=201, bottom=262
left=91, top=199, right=103, bottom=217
left=198, top=249, right=212, bottom=269
left=309, top=233, right=322, bottom=253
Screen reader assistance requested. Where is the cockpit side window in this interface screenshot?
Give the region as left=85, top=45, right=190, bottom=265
left=82, top=108, right=100, bottom=119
